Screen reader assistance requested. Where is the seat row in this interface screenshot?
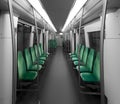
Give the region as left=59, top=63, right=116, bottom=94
left=69, top=44, right=100, bottom=83
left=48, top=39, right=57, bottom=53
left=17, top=43, right=49, bottom=81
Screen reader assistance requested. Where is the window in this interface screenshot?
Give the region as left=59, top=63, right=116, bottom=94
left=88, top=31, right=100, bottom=52
left=77, top=28, right=85, bottom=45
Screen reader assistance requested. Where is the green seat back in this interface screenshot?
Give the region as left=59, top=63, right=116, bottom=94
left=37, top=45, right=42, bottom=56
left=48, top=39, right=57, bottom=48
left=39, top=43, right=44, bottom=54
left=34, top=45, right=38, bottom=57
left=17, top=51, right=27, bottom=80
left=74, top=44, right=78, bottom=54
left=82, top=47, right=89, bottom=64
left=76, top=44, right=81, bottom=56
left=93, top=53, right=100, bottom=81
left=86, top=49, right=95, bottom=71
left=30, top=47, right=37, bottom=62
left=80, top=45, right=85, bottom=60
left=24, top=48, right=33, bottom=69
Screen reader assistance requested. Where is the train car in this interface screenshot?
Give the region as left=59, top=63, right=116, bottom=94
left=0, top=0, right=120, bottom=104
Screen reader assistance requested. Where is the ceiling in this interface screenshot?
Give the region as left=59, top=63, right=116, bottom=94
left=40, top=0, right=76, bottom=32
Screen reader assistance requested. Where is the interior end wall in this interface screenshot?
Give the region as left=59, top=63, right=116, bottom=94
left=104, top=9, right=120, bottom=104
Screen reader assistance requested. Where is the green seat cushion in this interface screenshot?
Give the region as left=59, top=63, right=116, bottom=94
left=76, top=66, right=90, bottom=72
left=39, top=56, right=46, bottom=60
left=41, top=54, right=48, bottom=58
left=29, top=65, right=42, bottom=71
left=70, top=53, right=76, bottom=57
left=22, top=71, right=38, bottom=80
left=71, top=55, right=77, bottom=58
left=42, top=53, right=48, bottom=57
left=38, top=60, right=45, bottom=65
left=80, top=73, right=99, bottom=82
left=73, top=61, right=85, bottom=66
left=72, top=58, right=83, bottom=62
left=74, top=61, right=79, bottom=66
left=72, top=57, right=78, bottom=61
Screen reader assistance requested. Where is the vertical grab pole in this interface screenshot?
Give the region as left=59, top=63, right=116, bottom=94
left=43, top=19, right=46, bottom=51
left=33, top=8, right=41, bottom=67
left=33, top=8, right=39, bottom=61
left=7, top=0, right=17, bottom=104
left=33, top=8, right=40, bottom=88
left=78, top=8, right=84, bottom=86
left=33, top=9, right=39, bottom=50
left=100, top=0, right=108, bottom=104
left=71, top=22, right=74, bottom=54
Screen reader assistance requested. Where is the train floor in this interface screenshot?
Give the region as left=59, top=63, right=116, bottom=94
left=16, top=47, right=100, bottom=104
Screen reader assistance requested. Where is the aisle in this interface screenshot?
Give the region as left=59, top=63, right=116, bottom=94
left=39, top=47, right=80, bottom=104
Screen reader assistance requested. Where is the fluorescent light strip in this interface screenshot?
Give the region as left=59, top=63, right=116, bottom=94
left=62, top=0, right=87, bottom=32
left=27, top=0, right=57, bottom=32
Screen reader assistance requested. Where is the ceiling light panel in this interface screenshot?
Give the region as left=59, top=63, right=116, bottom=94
left=62, top=0, right=87, bottom=32
left=27, top=0, right=57, bottom=32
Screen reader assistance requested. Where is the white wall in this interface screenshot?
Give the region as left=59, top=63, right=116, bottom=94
left=75, top=30, right=80, bottom=49
left=45, top=31, right=49, bottom=53
left=84, top=19, right=101, bottom=47
left=70, top=30, right=74, bottom=53
left=39, top=30, right=44, bottom=51
left=44, top=31, right=47, bottom=52
left=0, top=12, right=13, bottom=104
left=56, top=35, right=62, bottom=46
left=29, top=26, right=34, bottom=47
left=104, top=9, right=120, bottom=104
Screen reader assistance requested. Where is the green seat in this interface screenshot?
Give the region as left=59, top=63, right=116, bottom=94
left=24, top=48, right=42, bottom=71
left=76, top=49, right=95, bottom=72
left=70, top=44, right=81, bottom=58
left=34, top=45, right=46, bottom=61
left=38, top=44, right=48, bottom=58
left=80, top=53, right=100, bottom=82
left=39, top=43, right=48, bottom=57
left=30, top=47, right=45, bottom=65
left=37, top=45, right=47, bottom=60
left=48, top=39, right=57, bottom=49
left=72, top=45, right=85, bottom=61
left=73, top=47, right=89, bottom=66
left=17, top=51, right=37, bottom=80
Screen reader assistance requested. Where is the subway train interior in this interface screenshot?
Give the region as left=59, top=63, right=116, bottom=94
left=0, top=0, right=120, bottom=104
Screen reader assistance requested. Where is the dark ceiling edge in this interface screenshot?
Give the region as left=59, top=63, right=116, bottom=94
left=39, top=0, right=56, bottom=28
left=40, top=0, right=77, bottom=33
left=62, top=0, right=77, bottom=27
